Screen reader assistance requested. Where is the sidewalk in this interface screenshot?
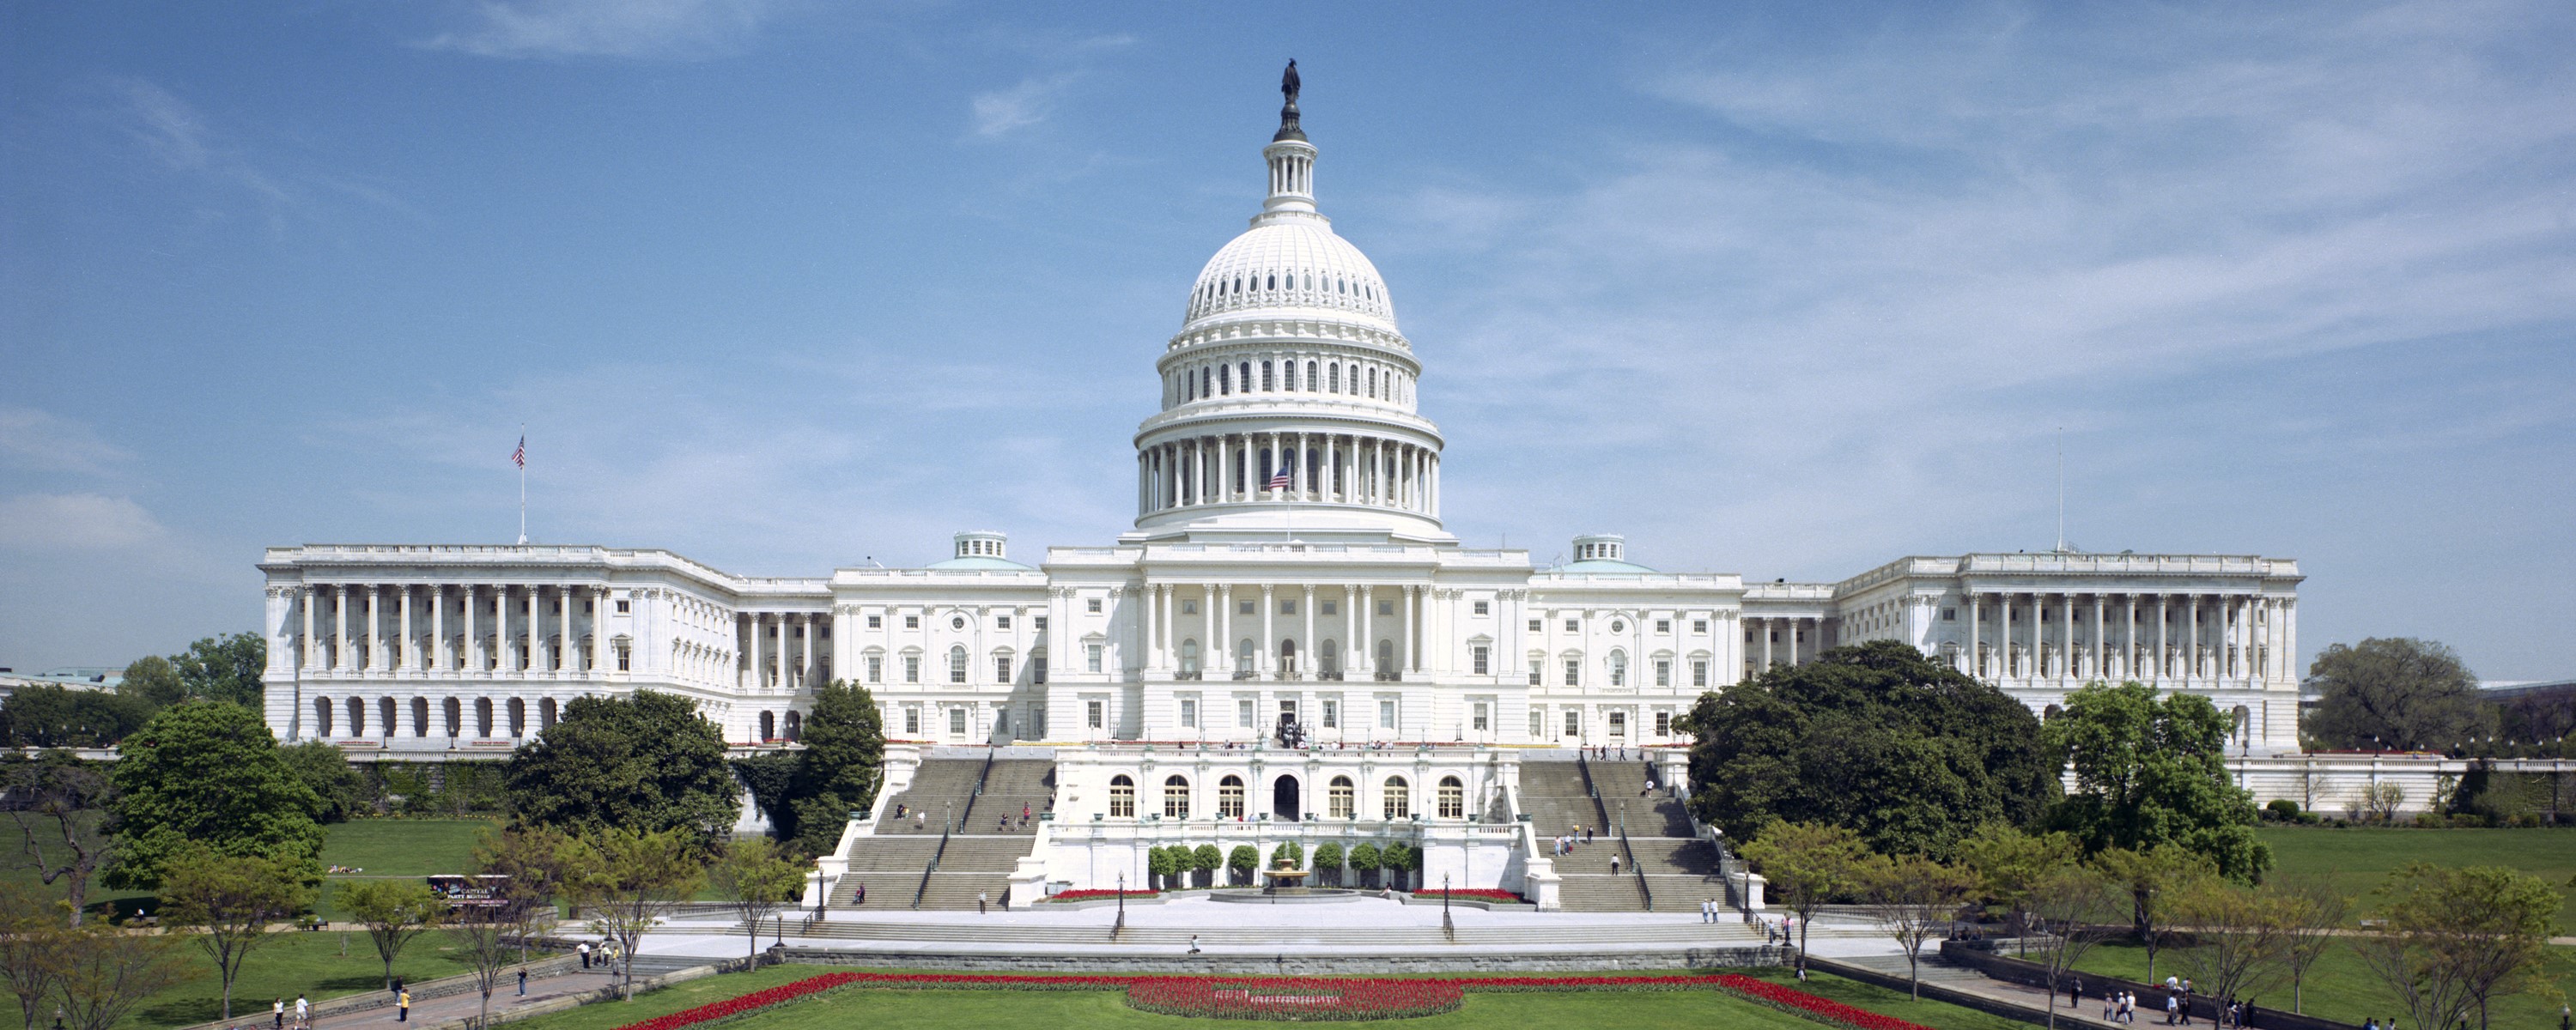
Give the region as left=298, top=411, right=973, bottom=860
left=298, top=967, right=623, bottom=1030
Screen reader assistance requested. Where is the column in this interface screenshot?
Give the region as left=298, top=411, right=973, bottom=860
left=2058, top=593, right=2073, bottom=680
left=556, top=586, right=572, bottom=673
left=2186, top=595, right=2201, bottom=680
left=1965, top=593, right=1980, bottom=678
left=1999, top=595, right=2014, bottom=680
left=1358, top=585, right=1374, bottom=675
left=1261, top=585, right=1277, bottom=675
left=427, top=585, right=446, bottom=672
left=1761, top=616, right=1775, bottom=671
left=363, top=585, right=382, bottom=673
left=772, top=615, right=787, bottom=689
left=2090, top=594, right=2105, bottom=682
left=592, top=587, right=611, bottom=676
left=1218, top=585, right=1234, bottom=675
left=1402, top=585, right=1419, bottom=672
left=393, top=586, right=413, bottom=671
left=465, top=586, right=482, bottom=673
left=1202, top=582, right=1217, bottom=675
left=1301, top=585, right=1315, bottom=674
left=525, top=585, right=542, bottom=676
left=2154, top=595, right=2169, bottom=682
left=1346, top=584, right=1362, bottom=674
left=302, top=586, right=320, bottom=670
left=332, top=585, right=351, bottom=672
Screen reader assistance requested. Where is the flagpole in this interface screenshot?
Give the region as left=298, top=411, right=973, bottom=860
left=517, top=423, right=528, bottom=545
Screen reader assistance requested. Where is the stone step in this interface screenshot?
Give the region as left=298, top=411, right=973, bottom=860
left=776, top=919, right=1767, bottom=948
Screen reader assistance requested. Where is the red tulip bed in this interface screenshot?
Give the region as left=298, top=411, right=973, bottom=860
left=1403, top=888, right=1523, bottom=903
left=1041, top=888, right=1158, bottom=903
left=607, top=971, right=1935, bottom=1027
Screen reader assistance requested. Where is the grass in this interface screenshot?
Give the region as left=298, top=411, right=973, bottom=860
left=2073, top=938, right=2576, bottom=1029
left=319, top=819, right=497, bottom=877
left=125, top=928, right=482, bottom=1030
left=2257, top=825, right=2576, bottom=934
left=497, top=965, right=2033, bottom=1030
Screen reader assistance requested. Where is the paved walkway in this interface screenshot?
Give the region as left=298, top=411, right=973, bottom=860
left=295, top=968, right=624, bottom=1030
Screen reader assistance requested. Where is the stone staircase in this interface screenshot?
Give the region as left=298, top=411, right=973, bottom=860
left=876, top=758, right=989, bottom=834
left=915, top=834, right=1036, bottom=910
left=835, top=754, right=1053, bottom=911
left=1520, top=758, right=1720, bottom=913
left=969, top=760, right=1056, bottom=834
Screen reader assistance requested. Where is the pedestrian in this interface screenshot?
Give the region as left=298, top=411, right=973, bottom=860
left=1188, top=934, right=1201, bottom=954
left=2361, top=1019, right=2377, bottom=1030
left=856, top=882, right=866, bottom=905
left=518, top=967, right=528, bottom=996
left=579, top=942, right=591, bottom=969
left=272, top=999, right=284, bottom=1030
left=396, top=988, right=410, bottom=1023
left=1583, top=827, right=1594, bottom=845
left=915, top=810, right=927, bottom=830
left=1023, top=802, right=1032, bottom=821
left=295, top=995, right=309, bottom=1030
left=2165, top=993, right=2178, bottom=1025
left=1609, top=854, right=1621, bottom=875
left=2070, top=978, right=2082, bottom=1008
left=977, top=891, right=988, bottom=914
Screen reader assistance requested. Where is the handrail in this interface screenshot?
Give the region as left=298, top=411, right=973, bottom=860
left=1573, top=752, right=1613, bottom=833
left=957, top=746, right=998, bottom=829
left=912, top=821, right=950, bottom=910
left=1616, top=804, right=1651, bottom=911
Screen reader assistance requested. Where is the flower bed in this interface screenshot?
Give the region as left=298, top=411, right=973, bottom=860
left=1041, top=888, right=1158, bottom=903
left=607, top=971, right=1935, bottom=1028
left=1404, top=888, right=1523, bottom=903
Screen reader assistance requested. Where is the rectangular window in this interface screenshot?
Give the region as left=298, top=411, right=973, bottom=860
left=1378, top=699, right=1397, bottom=728
left=1655, top=659, right=1671, bottom=688
left=903, top=707, right=920, bottom=735
left=994, top=656, right=1012, bottom=682
left=949, top=707, right=968, bottom=736
left=1564, top=658, right=1579, bottom=687
left=1528, top=659, right=1542, bottom=687
left=1473, top=601, right=1490, bottom=615
left=615, top=600, right=630, bottom=614
left=1564, top=619, right=1578, bottom=633
left=1656, top=620, right=1671, bottom=634
left=1280, top=600, right=1296, bottom=615
left=1086, top=644, right=1104, bottom=673
left=1086, top=700, right=1104, bottom=729
left=1564, top=710, right=1581, bottom=736
left=1693, top=619, right=1707, bottom=633
left=1033, top=656, right=1047, bottom=683
left=1087, top=598, right=1103, bottom=614
left=616, top=644, right=630, bottom=671
left=1607, top=711, right=1626, bottom=736
left=1528, top=618, right=1542, bottom=632
left=1529, top=709, right=1544, bottom=736
left=1238, top=698, right=1255, bottom=728
left=1656, top=712, right=1673, bottom=736
left=1692, top=658, right=1709, bottom=688
left=905, top=615, right=920, bottom=629
left=997, top=615, right=1012, bottom=629
left=1471, top=645, right=1490, bottom=675
left=1942, top=608, right=1956, bottom=621
left=866, top=656, right=884, bottom=683
left=1035, top=616, right=1048, bottom=631
left=1379, top=601, right=1394, bottom=616
left=1321, top=699, right=1338, bottom=728
left=867, top=615, right=883, bottom=629
left=1180, top=699, right=1198, bottom=729
left=1473, top=701, right=1490, bottom=731
left=903, top=656, right=920, bottom=683
left=1182, top=600, right=1199, bottom=615
left=1240, top=600, right=1255, bottom=615
left=1321, top=600, right=1336, bottom=615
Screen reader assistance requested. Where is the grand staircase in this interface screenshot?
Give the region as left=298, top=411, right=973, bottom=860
left=777, top=918, right=1767, bottom=951
left=1519, top=757, right=1721, bottom=913
left=835, top=752, right=1054, bottom=910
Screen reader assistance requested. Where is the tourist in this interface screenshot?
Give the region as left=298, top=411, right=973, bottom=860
left=1609, top=854, right=1621, bottom=875
left=2165, top=992, right=2178, bottom=1025
left=272, top=999, right=284, bottom=1030
left=578, top=942, right=591, bottom=968
left=977, top=890, right=988, bottom=914
left=2362, top=1020, right=2377, bottom=1030
left=518, top=968, right=528, bottom=996
left=2069, top=978, right=2082, bottom=1008
left=396, top=987, right=410, bottom=1023
left=295, top=995, right=309, bottom=1030
left=1188, top=934, right=1201, bottom=954
left=894, top=803, right=905, bottom=819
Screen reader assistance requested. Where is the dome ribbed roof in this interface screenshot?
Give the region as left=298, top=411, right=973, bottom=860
left=1182, top=218, right=1395, bottom=330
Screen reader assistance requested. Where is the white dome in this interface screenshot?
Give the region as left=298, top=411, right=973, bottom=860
left=1182, top=218, right=1396, bottom=330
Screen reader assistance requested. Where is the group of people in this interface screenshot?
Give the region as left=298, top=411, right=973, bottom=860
left=268, top=994, right=310, bottom=1030
left=2070, top=975, right=2256, bottom=1027
left=575, top=941, right=623, bottom=973
left=1761, top=914, right=1797, bottom=944
left=1695, top=898, right=1728, bottom=923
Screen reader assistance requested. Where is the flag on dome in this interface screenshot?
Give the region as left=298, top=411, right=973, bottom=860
left=512, top=435, right=526, bottom=469
left=1268, top=463, right=1291, bottom=490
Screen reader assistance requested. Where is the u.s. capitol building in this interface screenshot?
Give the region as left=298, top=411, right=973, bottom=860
left=255, top=76, right=2307, bottom=904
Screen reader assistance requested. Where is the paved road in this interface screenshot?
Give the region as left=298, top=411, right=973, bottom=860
left=295, top=968, right=624, bottom=1030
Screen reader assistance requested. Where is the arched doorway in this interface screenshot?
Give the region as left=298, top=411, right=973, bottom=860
left=1272, top=775, right=1301, bottom=821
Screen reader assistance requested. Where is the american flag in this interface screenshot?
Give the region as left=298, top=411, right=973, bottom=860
left=512, top=435, right=526, bottom=469
left=1267, top=462, right=1291, bottom=490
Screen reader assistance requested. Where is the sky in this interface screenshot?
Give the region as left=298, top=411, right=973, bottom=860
left=3, top=1, right=2571, bottom=682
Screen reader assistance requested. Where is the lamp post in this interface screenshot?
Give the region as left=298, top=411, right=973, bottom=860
left=1114, top=871, right=1127, bottom=940
left=1441, top=872, right=1454, bottom=942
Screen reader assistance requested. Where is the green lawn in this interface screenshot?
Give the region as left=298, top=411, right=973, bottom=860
left=124, top=929, right=481, bottom=1030
left=2257, top=825, right=2576, bottom=934
left=2073, top=938, right=2575, bottom=1030
left=498, top=965, right=2032, bottom=1030
left=319, top=819, right=497, bottom=877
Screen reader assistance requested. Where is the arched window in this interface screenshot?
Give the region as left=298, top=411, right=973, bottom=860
left=1109, top=774, right=1135, bottom=818
left=508, top=698, right=526, bottom=736
left=1239, top=362, right=1252, bottom=391
left=1303, top=273, right=1312, bottom=289
left=760, top=711, right=776, bottom=741
left=444, top=697, right=463, bottom=736
left=1278, top=638, right=1297, bottom=675
left=1319, top=639, right=1339, bottom=676
left=786, top=711, right=802, bottom=741
left=1382, top=777, right=1410, bottom=819
left=346, top=698, right=366, bottom=736
left=1180, top=639, right=1200, bottom=675
left=1261, top=360, right=1273, bottom=391
left=1220, top=366, right=1230, bottom=395
left=1376, top=638, right=1394, bottom=672
left=538, top=697, right=556, bottom=730
left=1328, top=776, right=1355, bottom=819
left=1266, top=274, right=1275, bottom=289
left=1218, top=775, right=1245, bottom=819
left=949, top=645, right=968, bottom=684
left=314, top=698, right=333, bottom=736
left=1437, top=776, right=1464, bottom=819
left=1236, top=638, right=1256, bottom=674
left=476, top=697, right=495, bottom=736
left=1328, top=365, right=1340, bottom=392
left=1306, top=360, right=1318, bottom=391
left=1202, top=367, right=1212, bottom=397
left=379, top=697, right=396, bottom=737
left=1608, top=651, right=1628, bottom=688
left=1367, top=367, right=1377, bottom=397
left=1163, top=775, right=1190, bottom=819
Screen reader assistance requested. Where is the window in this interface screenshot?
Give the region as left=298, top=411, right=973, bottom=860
left=901, top=707, right=920, bottom=735
left=1086, top=598, right=1103, bottom=614
left=1564, top=619, right=1578, bottom=633
left=1163, top=775, right=1190, bottom=818
left=866, top=655, right=884, bottom=682
left=1693, top=619, right=1708, bottom=633
left=1656, top=620, right=1671, bottom=634
left=615, top=641, right=630, bottom=671
left=1239, top=600, right=1255, bottom=615
left=997, top=615, right=1012, bottom=629
left=1528, top=658, right=1542, bottom=686
left=1612, top=621, right=1626, bottom=634
left=1655, top=658, right=1671, bottom=688
left=904, top=656, right=921, bottom=683
left=1033, top=656, right=1047, bottom=683
left=904, top=615, right=920, bottom=629
left=1238, top=698, right=1256, bottom=728
left=1437, top=776, right=1464, bottom=819
left=1609, top=652, right=1627, bottom=687
left=1528, top=618, right=1542, bottom=633
left=615, top=599, right=630, bottom=614
left=1378, top=698, right=1397, bottom=729
left=1328, top=776, right=1355, bottom=819
left=1529, top=709, right=1544, bottom=737
left=949, top=706, right=969, bottom=736
left=1473, top=701, right=1490, bottom=731
left=994, top=655, right=1012, bottom=682
left=1086, top=643, right=1104, bottom=673
left=1692, top=658, right=1709, bottom=688
left=950, top=645, right=969, bottom=683
left=1180, top=698, right=1198, bottom=729
left=1321, top=600, right=1336, bottom=615
left=1473, top=600, right=1490, bottom=615
left=1087, top=700, right=1104, bottom=729
left=1563, top=658, right=1579, bottom=686
left=1321, top=699, right=1338, bottom=728
left=1564, top=710, right=1581, bottom=736
left=1655, top=712, right=1673, bottom=736
left=1109, top=774, right=1134, bottom=818
left=867, top=615, right=883, bottom=629
left=1382, top=777, right=1410, bottom=819
left=1942, top=608, right=1957, bottom=621
left=1279, top=599, right=1296, bottom=615
left=1218, top=776, right=1245, bottom=819
left=1182, top=599, right=1198, bottom=615
left=1472, top=645, right=1490, bottom=675
left=1378, top=600, right=1394, bottom=616
left=1607, top=711, right=1626, bottom=736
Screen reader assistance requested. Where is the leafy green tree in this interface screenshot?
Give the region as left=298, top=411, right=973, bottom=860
left=0, top=885, right=68, bottom=1030
left=115, top=657, right=186, bottom=711
left=2091, top=844, right=2218, bottom=980
left=1191, top=845, right=1223, bottom=888
left=469, top=826, right=569, bottom=961
left=782, top=682, right=885, bottom=857
left=1376, top=842, right=1413, bottom=891
left=156, top=850, right=312, bottom=1020
left=2, top=751, right=118, bottom=924
left=1680, top=640, right=2057, bottom=859
left=0, top=686, right=149, bottom=748
left=106, top=702, right=325, bottom=889
left=276, top=741, right=366, bottom=822
left=1739, top=821, right=1868, bottom=968
left=560, top=827, right=706, bottom=1000
left=2045, top=681, right=2270, bottom=882
left=2305, top=638, right=2492, bottom=753
left=1310, top=842, right=1344, bottom=888
left=1860, top=852, right=1978, bottom=1000
left=730, top=751, right=800, bottom=841
left=1146, top=846, right=1179, bottom=889
left=1957, top=823, right=2081, bottom=953
left=502, top=692, right=735, bottom=848
left=171, top=634, right=266, bottom=710
left=2021, top=864, right=2123, bottom=1030
left=2354, top=863, right=2562, bottom=1030
left=1346, top=843, right=1382, bottom=888
left=1229, top=845, right=1261, bottom=886
left=337, top=879, right=441, bottom=990
left=708, top=837, right=806, bottom=963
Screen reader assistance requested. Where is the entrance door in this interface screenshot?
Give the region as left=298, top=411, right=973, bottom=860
left=1273, top=775, right=1301, bottom=821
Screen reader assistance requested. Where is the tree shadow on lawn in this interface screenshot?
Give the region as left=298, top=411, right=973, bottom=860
left=134, top=974, right=393, bottom=1030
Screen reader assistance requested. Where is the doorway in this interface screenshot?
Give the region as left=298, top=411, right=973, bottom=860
left=1273, top=775, right=1301, bottom=821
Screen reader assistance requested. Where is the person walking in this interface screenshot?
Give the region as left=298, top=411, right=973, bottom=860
left=1609, top=854, right=1621, bottom=875
left=1188, top=934, right=1201, bottom=954
left=396, top=988, right=410, bottom=1023
left=2070, top=978, right=2083, bottom=1009
left=295, top=995, right=309, bottom=1030
left=272, top=999, right=284, bottom=1030
left=976, top=891, right=988, bottom=914
left=578, top=942, right=591, bottom=969
left=518, top=968, right=528, bottom=996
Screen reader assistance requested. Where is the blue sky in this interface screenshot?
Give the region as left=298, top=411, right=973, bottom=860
left=3, top=2, right=2570, bottom=682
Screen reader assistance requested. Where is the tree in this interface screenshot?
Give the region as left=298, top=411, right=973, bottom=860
left=48, top=925, right=193, bottom=1030
left=171, top=633, right=266, bottom=711
left=337, top=879, right=442, bottom=990
left=730, top=751, right=799, bottom=844
left=559, top=827, right=705, bottom=1000
left=1957, top=823, right=2081, bottom=954
left=1191, top=845, right=1223, bottom=889
left=2090, top=844, right=2216, bottom=981
left=0, top=687, right=149, bottom=749
left=0, top=886, right=67, bottom=1030
left=2020, top=865, right=2123, bottom=1030
left=1860, top=853, right=1977, bottom=1000
left=1738, top=821, right=1868, bottom=970
left=2045, top=682, right=2270, bottom=882
left=502, top=693, right=736, bottom=849
left=275, top=742, right=366, bottom=824
left=441, top=900, right=536, bottom=1030
left=1, top=752, right=118, bottom=924
left=2161, top=877, right=2292, bottom=1015
left=1376, top=843, right=1411, bottom=891
left=1338, top=843, right=1373, bottom=888
left=1681, top=640, right=2058, bottom=859
left=447, top=824, right=566, bottom=1028
left=156, top=850, right=311, bottom=1020
left=2272, top=874, right=2348, bottom=1014
left=1146, top=846, right=1179, bottom=891
left=2354, top=863, right=2561, bottom=1030
left=2305, top=638, right=2492, bottom=752
left=107, top=702, right=325, bottom=890
left=708, top=838, right=805, bottom=965
left=114, top=657, right=186, bottom=711
left=1310, top=843, right=1344, bottom=888
left=783, top=682, right=885, bottom=857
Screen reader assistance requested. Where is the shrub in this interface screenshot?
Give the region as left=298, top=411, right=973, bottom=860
left=2263, top=799, right=2301, bottom=822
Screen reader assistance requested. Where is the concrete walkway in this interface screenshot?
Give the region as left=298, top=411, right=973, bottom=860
left=295, top=968, right=624, bottom=1030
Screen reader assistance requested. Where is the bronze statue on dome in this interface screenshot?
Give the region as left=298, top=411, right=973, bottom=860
left=1274, top=59, right=1306, bottom=142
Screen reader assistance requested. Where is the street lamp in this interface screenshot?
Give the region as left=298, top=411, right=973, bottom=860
left=1441, top=872, right=1454, bottom=942
left=1115, top=871, right=1127, bottom=940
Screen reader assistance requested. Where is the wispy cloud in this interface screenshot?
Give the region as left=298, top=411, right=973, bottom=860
left=0, top=494, right=168, bottom=550
left=420, top=0, right=784, bottom=60
left=0, top=408, right=135, bottom=476
left=99, top=77, right=420, bottom=233
left=970, top=73, right=1080, bottom=137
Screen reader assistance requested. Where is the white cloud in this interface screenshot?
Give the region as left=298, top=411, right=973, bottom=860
left=0, top=494, right=169, bottom=550
left=98, top=78, right=419, bottom=233
left=971, top=73, right=1080, bottom=137
left=0, top=408, right=134, bottom=476
left=421, top=0, right=783, bottom=60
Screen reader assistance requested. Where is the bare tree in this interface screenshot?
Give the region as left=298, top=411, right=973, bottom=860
left=1861, top=853, right=1976, bottom=1000
left=0, top=887, right=67, bottom=1030
left=443, top=901, right=539, bottom=1030
left=3, top=755, right=116, bottom=927
left=2020, top=864, right=2122, bottom=1030
left=2164, top=877, right=2292, bottom=1013
left=49, top=927, right=195, bottom=1030
left=2272, top=873, right=2348, bottom=1014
